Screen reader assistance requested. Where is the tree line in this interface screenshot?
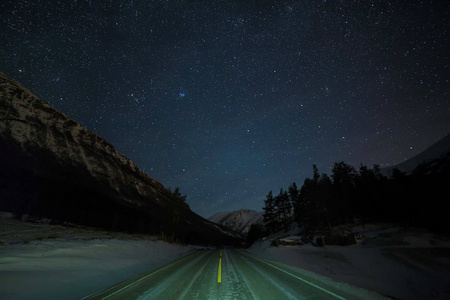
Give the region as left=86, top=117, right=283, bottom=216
left=255, top=159, right=449, bottom=241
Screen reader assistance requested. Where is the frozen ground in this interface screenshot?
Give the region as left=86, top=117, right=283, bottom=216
left=249, top=223, right=450, bottom=300
left=2, top=212, right=449, bottom=300
left=0, top=213, right=196, bottom=299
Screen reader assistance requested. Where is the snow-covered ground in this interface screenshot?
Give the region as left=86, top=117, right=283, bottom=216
left=0, top=213, right=196, bottom=299
left=249, top=223, right=450, bottom=300
left=3, top=212, right=449, bottom=300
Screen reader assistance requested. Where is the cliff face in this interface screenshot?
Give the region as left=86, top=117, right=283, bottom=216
left=0, top=72, right=166, bottom=203
left=0, top=72, right=243, bottom=245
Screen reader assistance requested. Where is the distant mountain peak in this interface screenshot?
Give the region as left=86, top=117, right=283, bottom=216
left=208, top=209, right=263, bottom=235
left=382, top=133, right=450, bottom=176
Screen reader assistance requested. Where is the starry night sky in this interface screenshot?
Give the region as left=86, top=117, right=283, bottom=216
left=1, top=1, right=449, bottom=217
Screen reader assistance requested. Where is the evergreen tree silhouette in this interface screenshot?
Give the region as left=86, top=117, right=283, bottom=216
left=263, top=191, right=277, bottom=234
left=331, top=162, right=357, bottom=223
left=171, top=187, right=187, bottom=202
left=289, top=182, right=300, bottom=223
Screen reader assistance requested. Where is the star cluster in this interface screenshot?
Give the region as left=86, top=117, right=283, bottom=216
left=1, top=0, right=449, bottom=217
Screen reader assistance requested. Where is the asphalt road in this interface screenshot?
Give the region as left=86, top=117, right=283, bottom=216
left=85, top=248, right=388, bottom=300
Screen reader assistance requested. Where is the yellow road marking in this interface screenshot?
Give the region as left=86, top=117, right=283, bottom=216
left=217, top=257, right=222, bottom=283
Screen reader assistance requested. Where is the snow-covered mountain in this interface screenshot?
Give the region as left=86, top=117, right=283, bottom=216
left=208, top=209, right=264, bottom=235
left=0, top=72, right=243, bottom=245
left=382, top=133, right=450, bottom=176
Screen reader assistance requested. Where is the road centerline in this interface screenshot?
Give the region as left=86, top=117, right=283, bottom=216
left=217, top=257, right=222, bottom=283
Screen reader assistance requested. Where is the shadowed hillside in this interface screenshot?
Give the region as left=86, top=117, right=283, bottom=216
left=0, top=72, right=243, bottom=246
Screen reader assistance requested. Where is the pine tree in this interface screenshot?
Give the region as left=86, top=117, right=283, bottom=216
left=288, top=183, right=299, bottom=203
left=289, top=182, right=299, bottom=223
left=331, top=162, right=357, bottom=224
left=171, top=187, right=187, bottom=202
left=247, top=223, right=265, bottom=246
left=279, top=189, right=292, bottom=231
left=313, top=164, right=320, bottom=183
left=274, top=189, right=283, bottom=229
left=263, top=191, right=276, bottom=234
left=318, top=173, right=333, bottom=233
left=298, top=177, right=314, bottom=235
left=297, top=165, right=332, bottom=234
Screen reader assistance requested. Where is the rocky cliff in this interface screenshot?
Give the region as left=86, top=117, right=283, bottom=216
left=0, top=72, right=243, bottom=245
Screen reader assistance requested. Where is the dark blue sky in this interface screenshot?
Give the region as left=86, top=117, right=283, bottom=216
left=1, top=0, right=449, bottom=217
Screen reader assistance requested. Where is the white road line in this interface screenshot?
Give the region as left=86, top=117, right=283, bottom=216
left=227, top=250, right=260, bottom=300
left=100, top=263, right=174, bottom=299
left=242, top=256, right=299, bottom=300
left=240, top=250, right=346, bottom=300
left=90, top=250, right=209, bottom=300
left=136, top=250, right=212, bottom=300
left=178, top=252, right=213, bottom=299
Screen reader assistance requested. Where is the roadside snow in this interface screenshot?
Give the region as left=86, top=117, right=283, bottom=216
left=0, top=213, right=195, bottom=299
left=248, top=224, right=450, bottom=300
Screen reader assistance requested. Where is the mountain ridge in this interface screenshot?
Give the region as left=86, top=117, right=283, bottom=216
left=0, top=72, right=243, bottom=245
left=208, top=209, right=264, bottom=235
left=381, top=133, right=450, bottom=176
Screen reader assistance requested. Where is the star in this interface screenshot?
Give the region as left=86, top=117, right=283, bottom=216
left=1, top=0, right=448, bottom=217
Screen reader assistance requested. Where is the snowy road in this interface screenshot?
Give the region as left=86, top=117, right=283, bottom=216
left=84, top=248, right=388, bottom=300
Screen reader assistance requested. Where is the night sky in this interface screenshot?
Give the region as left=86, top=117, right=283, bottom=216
left=1, top=1, right=449, bottom=217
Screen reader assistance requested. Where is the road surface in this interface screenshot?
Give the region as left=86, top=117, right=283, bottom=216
left=84, top=248, right=388, bottom=299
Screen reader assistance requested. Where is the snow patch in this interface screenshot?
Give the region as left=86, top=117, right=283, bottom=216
left=0, top=216, right=195, bottom=299
left=249, top=224, right=450, bottom=300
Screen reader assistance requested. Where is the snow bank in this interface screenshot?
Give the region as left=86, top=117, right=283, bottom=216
left=0, top=215, right=195, bottom=299
left=248, top=224, right=450, bottom=300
